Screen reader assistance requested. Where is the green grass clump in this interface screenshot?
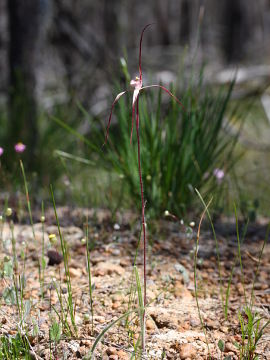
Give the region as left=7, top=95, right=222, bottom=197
left=80, top=69, right=239, bottom=218
left=0, top=334, right=31, bottom=360
left=236, top=307, right=270, bottom=360
left=194, top=192, right=270, bottom=359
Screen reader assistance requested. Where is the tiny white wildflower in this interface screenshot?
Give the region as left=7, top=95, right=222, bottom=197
left=5, top=208, right=12, bottom=217
left=81, top=238, right=86, bottom=244
left=114, top=223, right=120, bottom=230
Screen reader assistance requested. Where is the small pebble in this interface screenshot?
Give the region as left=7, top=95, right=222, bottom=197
left=146, top=319, right=156, bottom=330
left=179, top=343, right=196, bottom=359
left=107, top=347, right=118, bottom=356
left=47, top=249, right=63, bottom=266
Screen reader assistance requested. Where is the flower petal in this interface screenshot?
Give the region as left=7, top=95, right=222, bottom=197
left=130, top=79, right=137, bottom=87
left=103, top=91, right=128, bottom=145
left=132, top=89, right=140, bottom=106
left=130, top=102, right=136, bottom=144
left=130, top=78, right=142, bottom=90
left=130, top=89, right=141, bottom=143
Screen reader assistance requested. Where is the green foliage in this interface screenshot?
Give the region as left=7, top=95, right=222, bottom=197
left=87, top=72, right=238, bottom=217
left=235, top=307, right=270, bottom=360
left=85, top=310, right=137, bottom=359
left=51, top=186, right=77, bottom=336
left=195, top=195, right=270, bottom=359
left=217, top=340, right=233, bottom=360
left=49, top=320, right=62, bottom=344
left=39, top=201, right=46, bottom=298
left=218, top=339, right=225, bottom=352
left=2, top=286, right=16, bottom=305
left=193, top=195, right=211, bottom=356
left=0, top=63, right=242, bottom=217
left=0, top=102, right=84, bottom=195
left=224, top=218, right=249, bottom=320
left=85, top=216, right=94, bottom=333
left=0, top=334, right=30, bottom=359
left=134, top=265, right=144, bottom=355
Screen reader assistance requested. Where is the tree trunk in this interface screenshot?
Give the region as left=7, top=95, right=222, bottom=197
left=8, top=0, right=41, bottom=169
left=220, top=0, right=250, bottom=63
left=103, top=0, right=119, bottom=54
left=179, top=0, right=191, bottom=44
left=153, top=0, right=170, bottom=46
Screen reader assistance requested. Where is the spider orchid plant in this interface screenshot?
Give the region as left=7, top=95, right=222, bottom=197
left=104, top=23, right=185, bottom=351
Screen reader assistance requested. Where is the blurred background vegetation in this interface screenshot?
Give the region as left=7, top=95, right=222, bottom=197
left=0, top=0, right=270, bottom=219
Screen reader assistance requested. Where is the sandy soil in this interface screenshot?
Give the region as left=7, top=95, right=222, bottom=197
left=0, top=208, right=269, bottom=359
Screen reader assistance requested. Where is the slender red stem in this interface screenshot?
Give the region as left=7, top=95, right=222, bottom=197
left=105, top=25, right=186, bottom=354
left=141, top=85, right=185, bottom=110
left=139, top=23, right=154, bottom=81
left=103, top=91, right=127, bottom=146
left=135, top=95, right=147, bottom=350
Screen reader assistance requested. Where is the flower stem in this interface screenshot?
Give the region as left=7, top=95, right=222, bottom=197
left=135, top=97, right=146, bottom=351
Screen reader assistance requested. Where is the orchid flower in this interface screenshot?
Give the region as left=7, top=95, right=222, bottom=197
left=104, top=23, right=185, bottom=351
left=104, top=23, right=185, bottom=145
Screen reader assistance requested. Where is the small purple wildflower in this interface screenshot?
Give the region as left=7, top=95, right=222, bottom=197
left=0, top=147, right=3, bottom=156
left=14, top=142, right=26, bottom=153
left=213, top=168, right=225, bottom=183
